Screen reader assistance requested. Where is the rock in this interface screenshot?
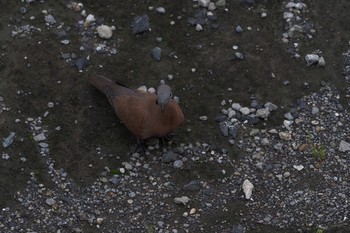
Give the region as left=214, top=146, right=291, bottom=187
left=162, top=150, right=177, bottom=163
left=199, top=0, right=210, bottom=8
left=208, top=2, right=216, bottom=11
left=339, top=140, right=350, bottom=152
left=318, top=56, right=326, bottom=67
left=75, top=57, right=88, bottom=70
left=284, top=112, right=294, bottom=120
left=242, top=179, right=254, bottom=199
left=311, top=106, right=319, bottom=115
left=235, top=25, right=243, bottom=33
left=305, top=54, right=320, bottom=66
left=199, top=116, right=208, bottom=121
left=132, top=14, right=150, bottom=34
left=279, top=131, right=292, bottom=140
left=235, top=52, right=244, bottom=60
left=174, top=196, right=190, bottom=205
left=96, top=25, right=114, bottom=39
left=156, top=7, right=166, bottom=14
left=45, top=198, right=56, bottom=206
left=196, top=24, right=203, bottom=31
left=183, top=180, right=202, bottom=191
left=45, top=14, right=56, bottom=25
left=240, top=107, right=250, bottom=115
left=85, top=14, right=96, bottom=24
left=231, top=103, right=241, bottom=111
left=216, top=0, right=226, bottom=7
left=173, top=160, right=184, bottom=168
left=2, top=132, right=15, bottom=148
left=33, top=133, right=46, bottom=142
left=219, top=122, right=229, bottom=137
left=264, top=102, right=278, bottom=111
left=293, top=165, right=304, bottom=171
left=256, top=108, right=270, bottom=119
left=150, top=47, right=161, bottom=61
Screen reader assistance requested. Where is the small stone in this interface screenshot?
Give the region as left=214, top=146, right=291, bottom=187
left=199, top=0, right=210, bottom=8
left=151, top=47, right=161, bottom=61
left=231, top=103, right=241, bottom=110
left=173, top=160, right=184, bottom=169
left=85, top=14, right=96, bottom=24
left=156, top=7, right=166, bottom=14
left=240, top=107, right=250, bottom=115
left=196, top=24, right=203, bottom=31
left=216, top=0, right=226, bottom=7
left=235, top=25, right=243, bottom=33
left=311, top=106, right=319, bottom=115
left=132, top=14, right=150, bottom=34
left=47, top=102, right=54, bottom=108
left=242, top=179, right=254, bottom=199
left=235, top=52, right=244, bottom=60
left=305, top=54, right=320, bottom=66
left=183, top=180, right=202, bottom=191
left=279, top=131, right=292, bottom=140
left=256, top=108, right=270, bottom=119
left=174, top=196, right=190, bottom=205
left=3, top=132, right=15, bottom=148
left=96, top=25, right=114, bottom=39
left=264, top=102, right=278, bottom=111
left=45, top=198, right=56, bottom=206
left=339, top=140, right=350, bottom=152
left=293, top=165, right=304, bottom=171
left=75, top=57, right=88, bottom=70
left=318, top=56, right=326, bottom=67
left=45, top=14, right=56, bottom=25
left=199, top=116, right=208, bottom=121
left=162, top=150, right=177, bottom=163
left=33, top=133, right=46, bottom=142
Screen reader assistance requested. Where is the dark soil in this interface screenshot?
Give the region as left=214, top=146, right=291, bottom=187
left=1, top=0, right=350, bottom=232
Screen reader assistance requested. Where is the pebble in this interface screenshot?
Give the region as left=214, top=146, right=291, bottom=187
left=235, top=25, right=243, bottom=33
left=242, top=179, right=254, bottom=199
left=162, top=150, right=177, bottom=163
left=132, top=14, right=150, bottom=34
left=339, top=140, right=350, bottom=152
left=44, top=15, right=56, bottom=25
left=173, top=160, right=184, bottom=169
left=156, top=7, right=166, bottom=14
left=174, top=196, right=190, bottom=205
left=33, top=133, right=46, bottom=142
left=150, top=47, right=161, bottom=61
left=2, top=132, right=15, bottom=148
left=305, top=54, right=320, bottom=66
left=96, top=25, right=114, bottom=39
left=45, top=198, right=56, bottom=206
left=199, top=116, right=208, bottom=121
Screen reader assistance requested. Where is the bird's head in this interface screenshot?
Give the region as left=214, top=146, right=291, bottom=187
left=156, top=80, right=172, bottom=112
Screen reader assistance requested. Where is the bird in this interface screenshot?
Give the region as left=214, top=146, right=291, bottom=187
left=90, top=74, right=184, bottom=141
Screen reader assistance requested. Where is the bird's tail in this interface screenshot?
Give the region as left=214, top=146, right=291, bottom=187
left=90, top=74, right=116, bottom=93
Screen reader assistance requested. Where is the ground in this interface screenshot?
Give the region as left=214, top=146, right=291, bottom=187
left=1, top=0, right=350, bottom=232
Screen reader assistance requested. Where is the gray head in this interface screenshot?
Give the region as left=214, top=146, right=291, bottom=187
left=156, top=80, right=172, bottom=112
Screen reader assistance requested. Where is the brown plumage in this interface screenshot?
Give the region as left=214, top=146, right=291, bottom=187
left=90, top=74, right=184, bottom=140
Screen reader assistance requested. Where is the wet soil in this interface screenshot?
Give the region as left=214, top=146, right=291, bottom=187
left=1, top=0, right=350, bottom=232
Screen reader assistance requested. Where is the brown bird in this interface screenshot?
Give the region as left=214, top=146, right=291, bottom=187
left=90, top=74, right=184, bottom=141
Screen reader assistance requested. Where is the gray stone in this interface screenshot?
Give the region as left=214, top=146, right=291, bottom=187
left=2, top=132, right=15, bottom=148
left=33, top=133, right=46, bottom=142
left=256, top=108, right=270, bottom=119
left=240, top=107, right=250, bottom=115
left=264, top=102, right=278, bottom=111
left=45, top=15, right=56, bottom=25
left=235, top=25, right=243, bottom=33
left=151, top=47, right=161, bottom=61
left=132, top=14, right=150, bottom=34
left=183, top=180, right=202, bottom=191
left=305, top=54, right=320, bottom=66
left=339, top=140, right=350, bottom=152
left=173, top=196, right=190, bottom=205
left=162, top=150, right=177, bottom=163
left=173, top=160, right=184, bottom=168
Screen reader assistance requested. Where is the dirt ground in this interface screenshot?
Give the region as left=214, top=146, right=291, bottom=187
left=1, top=0, right=350, bottom=232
